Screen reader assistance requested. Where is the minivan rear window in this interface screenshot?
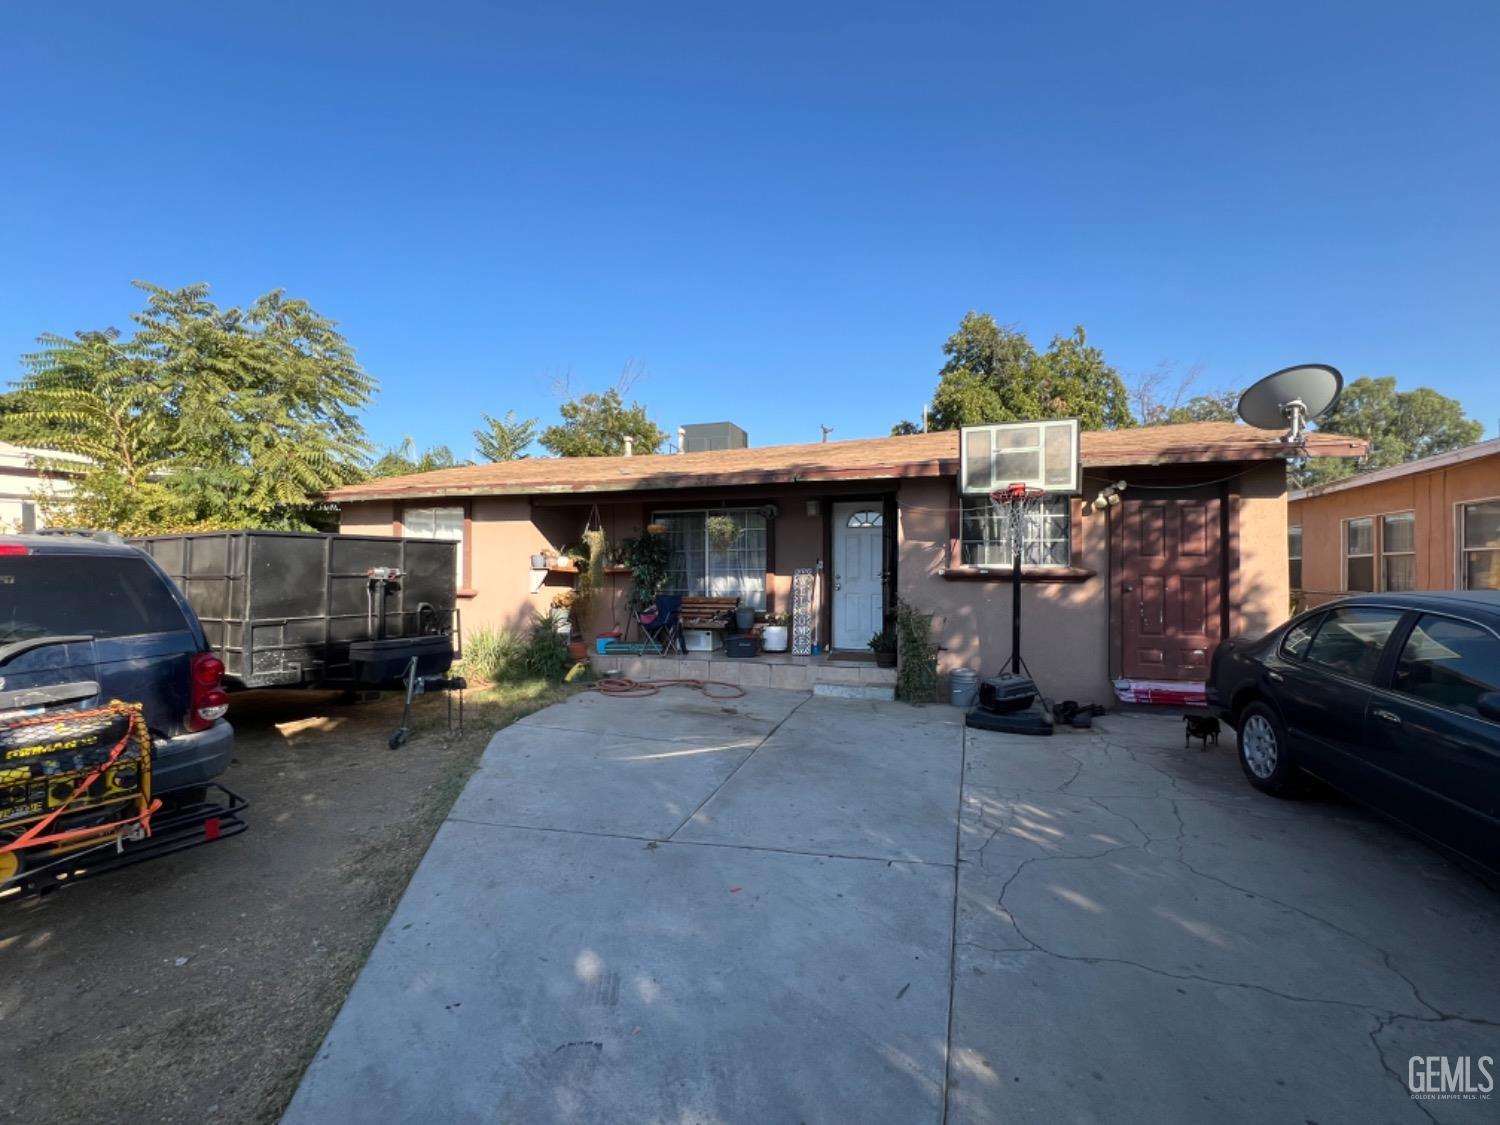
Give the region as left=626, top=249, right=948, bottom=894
left=0, top=554, right=191, bottom=642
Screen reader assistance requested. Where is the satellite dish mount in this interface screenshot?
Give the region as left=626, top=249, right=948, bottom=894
left=1236, top=364, right=1343, bottom=444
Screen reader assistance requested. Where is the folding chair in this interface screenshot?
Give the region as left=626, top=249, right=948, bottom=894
left=632, top=594, right=683, bottom=655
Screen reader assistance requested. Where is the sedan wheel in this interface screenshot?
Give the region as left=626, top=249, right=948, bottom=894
left=1237, top=701, right=1301, bottom=797
left=1241, top=714, right=1278, bottom=778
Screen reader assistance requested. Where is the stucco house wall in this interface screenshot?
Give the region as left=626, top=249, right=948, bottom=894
left=1288, top=447, right=1500, bottom=597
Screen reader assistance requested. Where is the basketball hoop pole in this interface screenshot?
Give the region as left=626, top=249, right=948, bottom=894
left=993, top=483, right=1042, bottom=676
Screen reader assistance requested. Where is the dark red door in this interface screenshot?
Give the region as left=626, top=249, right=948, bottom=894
left=1121, top=497, right=1223, bottom=680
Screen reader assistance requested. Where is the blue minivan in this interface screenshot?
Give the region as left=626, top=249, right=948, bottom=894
left=1, top=533, right=234, bottom=883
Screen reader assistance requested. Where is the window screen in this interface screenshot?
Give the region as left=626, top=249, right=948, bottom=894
left=960, top=495, right=1071, bottom=568
left=1381, top=513, right=1415, bottom=592
left=1462, top=501, right=1500, bottom=590
left=1288, top=526, right=1302, bottom=591
left=0, top=554, right=190, bottom=642
left=1392, top=615, right=1500, bottom=719
left=1344, top=518, right=1374, bottom=593
left=653, top=509, right=768, bottom=610
left=403, top=505, right=464, bottom=587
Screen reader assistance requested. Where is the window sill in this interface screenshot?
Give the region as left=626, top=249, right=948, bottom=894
left=457, top=587, right=479, bottom=599
left=940, top=566, right=1096, bottom=584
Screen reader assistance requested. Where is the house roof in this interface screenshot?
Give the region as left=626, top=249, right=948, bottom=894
left=1289, top=437, right=1500, bottom=503
left=327, top=422, right=1368, bottom=503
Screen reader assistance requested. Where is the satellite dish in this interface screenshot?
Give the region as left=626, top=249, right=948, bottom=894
left=1236, top=364, right=1343, bottom=443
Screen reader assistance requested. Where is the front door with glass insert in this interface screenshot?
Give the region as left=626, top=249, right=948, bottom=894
left=832, top=502, right=885, bottom=650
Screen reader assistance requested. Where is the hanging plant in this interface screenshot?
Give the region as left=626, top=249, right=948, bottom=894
left=705, top=513, right=739, bottom=551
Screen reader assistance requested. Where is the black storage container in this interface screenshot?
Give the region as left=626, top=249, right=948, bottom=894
left=977, top=673, right=1038, bottom=714
left=724, top=635, right=760, bottom=658
left=131, top=531, right=458, bottom=689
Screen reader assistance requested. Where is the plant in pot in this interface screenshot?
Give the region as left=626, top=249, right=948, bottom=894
left=550, top=590, right=575, bottom=636
left=705, top=513, right=740, bottom=551
left=869, top=625, right=898, bottom=668
left=761, top=612, right=790, bottom=652
left=622, top=532, right=673, bottom=611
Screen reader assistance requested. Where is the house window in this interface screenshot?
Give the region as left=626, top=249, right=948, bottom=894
left=1461, top=500, right=1500, bottom=590
left=653, top=508, right=767, bottom=610
left=1381, top=512, right=1415, bottom=591
left=846, top=510, right=883, bottom=528
left=1344, top=517, right=1375, bottom=592
left=402, top=505, right=465, bottom=588
left=1288, top=526, right=1302, bottom=591
left=960, top=495, right=1070, bottom=568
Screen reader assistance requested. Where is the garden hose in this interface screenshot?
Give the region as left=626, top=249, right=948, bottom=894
left=591, top=677, right=746, bottom=701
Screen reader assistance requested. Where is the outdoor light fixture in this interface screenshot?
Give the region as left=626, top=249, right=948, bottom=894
left=1089, top=480, right=1127, bottom=512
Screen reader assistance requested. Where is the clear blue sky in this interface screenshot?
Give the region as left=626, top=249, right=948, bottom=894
left=3, top=1, right=1497, bottom=455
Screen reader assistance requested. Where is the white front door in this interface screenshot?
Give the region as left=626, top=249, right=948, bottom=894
left=832, top=502, right=885, bottom=650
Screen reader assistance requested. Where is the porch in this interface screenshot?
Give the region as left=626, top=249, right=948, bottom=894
left=588, top=648, right=899, bottom=700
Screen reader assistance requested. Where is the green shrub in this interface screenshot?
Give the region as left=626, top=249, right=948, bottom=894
left=894, top=598, right=938, bottom=703
left=525, top=610, right=573, bottom=682
left=461, top=625, right=529, bottom=684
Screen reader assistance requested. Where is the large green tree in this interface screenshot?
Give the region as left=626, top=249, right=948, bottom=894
left=1296, top=376, right=1483, bottom=488
left=2, top=281, right=375, bottom=532
left=474, top=410, right=537, bottom=461
left=910, top=312, right=1134, bottom=432
left=540, top=387, right=666, bottom=457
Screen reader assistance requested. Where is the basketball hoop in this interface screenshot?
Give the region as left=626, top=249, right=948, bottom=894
left=990, top=483, right=1046, bottom=564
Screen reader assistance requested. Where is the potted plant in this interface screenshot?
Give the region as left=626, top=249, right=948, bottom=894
left=705, top=513, right=739, bottom=551
left=869, top=626, right=898, bottom=668
left=623, top=532, right=673, bottom=610
left=645, top=521, right=668, bottom=536
left=761, top=612, right=790, bottom=653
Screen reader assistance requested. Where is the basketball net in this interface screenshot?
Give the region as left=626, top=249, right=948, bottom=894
left=990, top=483, right=1046, bottom=565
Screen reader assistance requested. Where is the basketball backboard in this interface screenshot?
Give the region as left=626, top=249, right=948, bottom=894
left=960, top=418, right=1081, bottom=495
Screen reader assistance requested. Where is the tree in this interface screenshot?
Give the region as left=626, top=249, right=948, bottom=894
left=1295, top=376, right=1483, bottom=488
left=474, top=410, right=537, bottom=461
left=1164, top=391, right=1239, bottom=424
left=889, top=419, right=922, bottom=436
left=919, top=312, right=1134, bottom=432
left=2, top=281, right=375, bottom=532
left=540, top=387, right=666, bottom=457
left=371, top=437, right=461, bottom=477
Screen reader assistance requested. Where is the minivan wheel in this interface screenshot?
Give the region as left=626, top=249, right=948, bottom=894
left=1237, top=702, right=1301, bottom=797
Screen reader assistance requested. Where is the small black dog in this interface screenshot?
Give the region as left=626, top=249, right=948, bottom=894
left=1183, top=711, right=1221, bottom=750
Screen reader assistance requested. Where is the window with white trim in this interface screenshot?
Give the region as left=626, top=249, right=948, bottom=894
left=1461, top=500, right=1500, bottom=590
left=1344, top=517, right=1374, bottom=592
left=960, top=495, right=1071, bottom=568
left=653, top=508, right=768, bottom=609
left=1381, top=512, right=1415, bottom=592
left=402, top=505, right=464, bottom=589
left=1288, top=526, right=1302, bottom=591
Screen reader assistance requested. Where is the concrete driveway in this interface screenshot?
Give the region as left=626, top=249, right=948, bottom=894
left=284, top=689, right=1500, bottom=1124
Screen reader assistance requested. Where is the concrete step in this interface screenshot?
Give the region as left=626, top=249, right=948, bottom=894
left=813, top=682, right=897, bottom=702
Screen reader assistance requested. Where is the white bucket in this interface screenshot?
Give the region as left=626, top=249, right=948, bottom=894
left=949, top=668, right=979, bottom=708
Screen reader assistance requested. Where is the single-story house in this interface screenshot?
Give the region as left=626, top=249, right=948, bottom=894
left=0, top=442, right=85, bottom=532
left=326, top=422, right=1365, bottom=703
left=1288, top=437, right=1500, bottom=608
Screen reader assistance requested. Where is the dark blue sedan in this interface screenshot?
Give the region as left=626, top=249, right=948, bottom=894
left=1208, top=591, right=1500, bottom=876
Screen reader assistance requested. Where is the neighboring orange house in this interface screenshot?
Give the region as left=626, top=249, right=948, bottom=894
left=327, top=422, right=1364, bottom=703
left=1288, top=438, right=1500, bottom=608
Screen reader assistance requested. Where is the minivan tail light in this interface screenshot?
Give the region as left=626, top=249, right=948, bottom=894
left=188, top=652, right=229, bottom=731
left=0, top=542, right=29, bottom=556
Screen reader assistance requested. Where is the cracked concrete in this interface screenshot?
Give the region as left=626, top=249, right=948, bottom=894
left=952, top=713, right=1500, bottom=1124
left=284, top=695, right=1499, bottom=1124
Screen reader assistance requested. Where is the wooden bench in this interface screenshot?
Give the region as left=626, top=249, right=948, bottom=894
left=679, top=596, right=739, bottom=632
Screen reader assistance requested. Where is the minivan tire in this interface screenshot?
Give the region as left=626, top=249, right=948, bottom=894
left=1237, top=701, right=1302, bottom=797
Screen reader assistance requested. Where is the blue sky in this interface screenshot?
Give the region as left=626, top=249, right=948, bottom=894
left=3, top=1, right=1496, bottom=456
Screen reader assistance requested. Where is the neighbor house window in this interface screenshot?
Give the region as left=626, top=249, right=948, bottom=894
left=653, top=508, right=768, bottom=610
left=1343, top=517, right=1375, bottom=592
left=1381, top=512, right=1415, bottom=592
left=1288, top=526, right=1302, bottom=591
left=1461, top=500, right=1500, bottom=590
left=402, top=505, right=465, bottom=589
left=960, top=495, right=1071, bottom=568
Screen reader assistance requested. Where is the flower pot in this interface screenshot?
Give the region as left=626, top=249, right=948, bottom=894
left=645, top=522, right=668, bottom=536
left=734, top=606, right=755, bottom=632
left=761, top=625, right=788, bottom=652
left=531, top=553, right=547, bottom=569
left=567, top=640, right=588, bottom=662
left=553, top=612, right=571, bottom=635
left=874, top=650, right=897, bottom=668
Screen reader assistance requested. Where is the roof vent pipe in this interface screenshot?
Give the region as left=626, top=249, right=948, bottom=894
left=623, top=436, right=634, bottom=457
left=677, top=426, right=686, bottom=454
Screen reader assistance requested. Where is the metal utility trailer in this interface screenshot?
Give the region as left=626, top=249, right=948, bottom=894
left=131, top=531, right=461, bottom=690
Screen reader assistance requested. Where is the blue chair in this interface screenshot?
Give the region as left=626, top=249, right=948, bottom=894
left=633, top=594, right=684, bottom=655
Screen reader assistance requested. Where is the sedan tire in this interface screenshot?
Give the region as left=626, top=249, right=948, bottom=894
left=1237, top=701, right=1302, bottom=797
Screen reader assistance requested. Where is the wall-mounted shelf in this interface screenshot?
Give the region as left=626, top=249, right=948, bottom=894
left=529, top=562, right=578, bottom=593
left=602, top=565, right=631, bottom=575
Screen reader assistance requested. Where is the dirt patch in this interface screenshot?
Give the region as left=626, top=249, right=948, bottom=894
left=0, top=682, right=564, bottom=1124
